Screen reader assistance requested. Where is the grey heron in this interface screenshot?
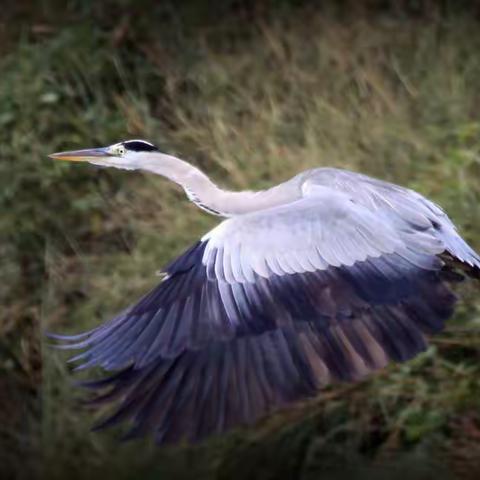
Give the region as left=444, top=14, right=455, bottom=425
left=49, top=139, right=480, bottom=444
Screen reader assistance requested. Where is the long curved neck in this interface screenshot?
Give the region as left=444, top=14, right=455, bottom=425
left=137, top=152, right=301, bottom=217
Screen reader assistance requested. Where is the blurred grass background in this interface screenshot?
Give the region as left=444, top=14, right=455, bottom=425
left=1, top=0, right=480, bottom=478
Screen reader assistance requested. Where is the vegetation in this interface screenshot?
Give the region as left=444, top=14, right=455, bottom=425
left=1, top=1, right=480, bottom=478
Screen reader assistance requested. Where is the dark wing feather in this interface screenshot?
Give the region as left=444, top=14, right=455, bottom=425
left=52, top=242, right=460, bottom=443
left=80, top=289, right=450, bottom=444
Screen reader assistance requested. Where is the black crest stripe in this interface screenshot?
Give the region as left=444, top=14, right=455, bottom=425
left=123, top=140, right=159, bottom=152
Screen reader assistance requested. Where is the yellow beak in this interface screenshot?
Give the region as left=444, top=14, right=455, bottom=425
left=49, top=147, right=111, bottom=162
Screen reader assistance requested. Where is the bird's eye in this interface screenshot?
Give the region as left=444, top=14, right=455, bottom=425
left=116, top=146, right=126, bottom=156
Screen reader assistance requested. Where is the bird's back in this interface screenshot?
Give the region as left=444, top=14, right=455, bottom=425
left=296, top=166, right=480, bottom=273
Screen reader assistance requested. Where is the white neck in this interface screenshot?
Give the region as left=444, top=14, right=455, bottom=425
left=135, top=152, right=301, bottom=217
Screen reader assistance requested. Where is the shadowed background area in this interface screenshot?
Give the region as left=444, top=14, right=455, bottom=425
left=1, top=1, right=480, bottom=479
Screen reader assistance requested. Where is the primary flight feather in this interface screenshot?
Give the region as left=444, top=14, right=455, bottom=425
left=49, top=139, right=480, bottom=444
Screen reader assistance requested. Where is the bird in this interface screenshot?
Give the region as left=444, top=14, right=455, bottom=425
left=49, top=139, right=480, bottom=445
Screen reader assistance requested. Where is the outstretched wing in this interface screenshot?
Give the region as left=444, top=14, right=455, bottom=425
left=51, top=181, right=479, bottom=444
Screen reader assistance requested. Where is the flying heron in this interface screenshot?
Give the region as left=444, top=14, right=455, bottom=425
left=49, top=139, right=480, bottom=444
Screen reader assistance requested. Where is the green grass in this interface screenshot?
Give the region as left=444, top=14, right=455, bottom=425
left=1, top=2, right=480, bottom=479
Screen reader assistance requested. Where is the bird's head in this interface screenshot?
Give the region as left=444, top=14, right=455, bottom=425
left=49, top=139, right=159, bottom=170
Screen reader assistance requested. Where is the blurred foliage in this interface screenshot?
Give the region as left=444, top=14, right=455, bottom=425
left=1, top=1, right=480, bottom=479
